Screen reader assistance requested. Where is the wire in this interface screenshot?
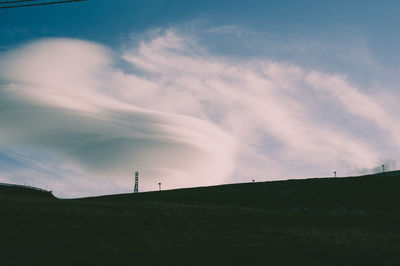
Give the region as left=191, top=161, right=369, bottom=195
left=0, top=0, right=87, bottom=9
left=0, top=1, right=37, bottom=4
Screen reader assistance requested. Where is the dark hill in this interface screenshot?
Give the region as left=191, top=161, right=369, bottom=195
left=0, top=183, right=54, bottom=199
left=1, top=172, right=400, bottom=266
left=88, top=170, right=400, bottom=211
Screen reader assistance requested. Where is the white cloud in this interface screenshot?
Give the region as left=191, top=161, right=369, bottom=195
left=306, top=72, right=400, bottom=148
left=1, top=29, right=398, bottom=197
left=0, top=37, right=237, bottom=196
left=121, top=31, right=385, bottom=175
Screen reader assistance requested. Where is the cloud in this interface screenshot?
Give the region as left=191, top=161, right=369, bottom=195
left=1, top=29, right=398, bottom=197
left=306, top=72, right=400, bottom=148
left=121, top=30, right=387, bottom=176
left=0, top=38, right=237, bottom=196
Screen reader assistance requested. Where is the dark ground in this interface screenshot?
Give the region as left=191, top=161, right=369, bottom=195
left=1, top=172, right=400, bottom=265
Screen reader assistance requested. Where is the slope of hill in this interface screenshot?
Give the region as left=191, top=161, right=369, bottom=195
left=89, top=171, right=400, bottom=211
left=0, top=182, right=54, bottom=199
left=1, top=172, right=400, bottom=266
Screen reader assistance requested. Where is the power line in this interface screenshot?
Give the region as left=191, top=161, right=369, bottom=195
left=0, top=0, right=87, bottom=9
left=0, top=1, right=37, bottom=4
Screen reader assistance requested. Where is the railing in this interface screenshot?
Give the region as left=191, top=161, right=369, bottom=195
left=0, top=182, right=52, bottom=194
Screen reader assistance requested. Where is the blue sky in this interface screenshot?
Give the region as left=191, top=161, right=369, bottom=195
left=2, top=0, right=400, bottom=52
left=1, top=1, right=400, bottom=197
left=2, top=0, right=400, bottom=85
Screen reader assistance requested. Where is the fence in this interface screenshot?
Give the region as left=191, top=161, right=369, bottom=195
left=0, top=182, right=52, bottom=194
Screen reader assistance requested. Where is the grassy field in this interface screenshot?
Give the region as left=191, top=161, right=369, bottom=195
left=1, top=172, right=400, bottom=265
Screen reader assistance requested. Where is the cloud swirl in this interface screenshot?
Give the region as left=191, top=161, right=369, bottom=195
left=0, top=30, right=398, bottom=197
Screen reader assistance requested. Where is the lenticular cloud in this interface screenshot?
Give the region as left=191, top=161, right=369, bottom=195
left=0, top=38, right=237, bottom=195
left=0, top=30, right=398, bottom=197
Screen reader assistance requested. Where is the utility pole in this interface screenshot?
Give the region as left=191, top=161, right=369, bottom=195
left=134, top=171, right=139, bottom=193
left=158, top=182, right=162, bottom=191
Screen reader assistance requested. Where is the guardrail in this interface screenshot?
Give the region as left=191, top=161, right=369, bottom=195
left=0, top=182, right=52, bottom=194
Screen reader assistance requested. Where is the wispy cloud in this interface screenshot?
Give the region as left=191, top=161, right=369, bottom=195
left=121, top=30, right=388, bottom=176
left=0, top=37, right=237, bottom=196
left=0, top=29, right=398, bottom=197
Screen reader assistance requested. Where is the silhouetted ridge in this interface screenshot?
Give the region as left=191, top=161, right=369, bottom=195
left=0, top=182, right=54, bottom=198
left=88, top=170, right=400, bottom=211
left=1, top=171, right=400, bottom=266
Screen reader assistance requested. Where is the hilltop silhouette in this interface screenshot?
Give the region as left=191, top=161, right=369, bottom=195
left=1, top=171, right=400, bottom=265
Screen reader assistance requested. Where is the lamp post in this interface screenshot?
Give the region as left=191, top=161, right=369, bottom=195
left=158, top=182, right=162, bottom=191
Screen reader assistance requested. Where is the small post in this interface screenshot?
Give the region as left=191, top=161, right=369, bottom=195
left=334, top=171, right=337, bottom=178
left=158, top=182, right=162, bottom=191
left=382, top=164, right=385, bottom=173
left=134, top=171, right=139, bottom=193
left=252, top=179, right=255, bottom=183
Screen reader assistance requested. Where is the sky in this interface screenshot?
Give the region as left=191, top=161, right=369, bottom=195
left=1, top=0, right=400, bottom=197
